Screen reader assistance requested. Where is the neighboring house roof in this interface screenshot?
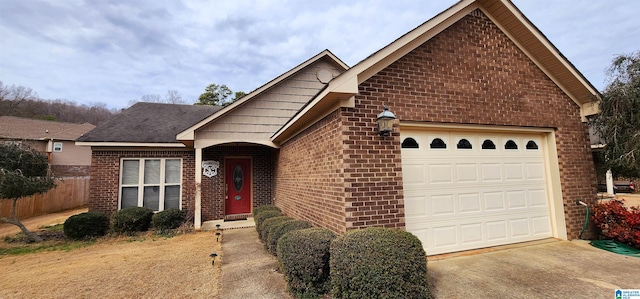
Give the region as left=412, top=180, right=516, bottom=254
left=76, top=102, right=222, bottom=146
left=271, top=0, right=601, bottom=143
left=176, top=49, right=349, bottom=143
left=0, top=116, right=95, bottom=141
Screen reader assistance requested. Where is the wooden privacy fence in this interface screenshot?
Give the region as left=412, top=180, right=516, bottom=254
left=0, top=176, right=90, bottom=219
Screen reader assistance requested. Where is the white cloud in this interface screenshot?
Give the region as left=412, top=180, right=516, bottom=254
left=0, top=0, right=638, bottom=109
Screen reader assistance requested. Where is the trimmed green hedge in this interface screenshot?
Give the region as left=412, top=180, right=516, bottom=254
left=254, top=210, right=283, bottom=235
left=63, top=212, right=110, bottom=240
left=152, top=208, right=186, bottom=231
left=259, top=216, right=292, bottom=243
left=266, top=219, right=312, bottom=255
left=277, top=228, right=336, bottom=298
left=252, top=205, right=281, bottom=218
left=330, top=227, right=429, bottom=299
left=111, top=207, right=154, bottom=234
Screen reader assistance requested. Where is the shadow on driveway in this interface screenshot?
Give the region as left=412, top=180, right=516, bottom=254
left=428, top=239, right=640, bottom=298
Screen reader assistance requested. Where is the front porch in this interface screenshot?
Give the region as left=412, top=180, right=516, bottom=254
left=194, top=143, right=277, bottom=228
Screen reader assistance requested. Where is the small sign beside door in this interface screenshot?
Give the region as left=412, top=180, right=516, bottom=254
left=202, top=160, right=220, bottom=178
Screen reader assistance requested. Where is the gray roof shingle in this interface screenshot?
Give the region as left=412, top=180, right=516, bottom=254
left=76, top=102, right=221, bottom=143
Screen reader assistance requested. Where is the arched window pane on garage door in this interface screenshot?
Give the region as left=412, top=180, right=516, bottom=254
left=526, top=140, right=539, bottom=150
left=505, top=140, right=518, bottom=149
left=430, top=138, right=447, bottom=149
left=402, top=138, right=419, bottom=149
left=456, top=139, right=472, bottom=149
left=482, top=139, right=496, bottom=149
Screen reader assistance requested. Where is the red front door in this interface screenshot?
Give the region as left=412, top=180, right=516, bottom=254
left=225, top=158, right=252, bottom=215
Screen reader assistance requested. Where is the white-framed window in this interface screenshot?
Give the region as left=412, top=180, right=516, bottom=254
left=53, top=142, right=63, bottom=152
left=119, top=158, right=182, bottom=211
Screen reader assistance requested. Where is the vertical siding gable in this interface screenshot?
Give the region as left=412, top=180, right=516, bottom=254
left=196, top=58, right=344, bottom=142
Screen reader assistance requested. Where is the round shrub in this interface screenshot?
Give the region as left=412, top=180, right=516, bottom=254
left=330, top=227, right=429, bottom=299
left=266, top=219, right=312, bottom=256
left=259, top=216, right=292, bottom=243
left=277, top=228, right=336, bottom=298
left=252, top=205, right=281, bottom=218
left=63, top=212, right=109, bottom=240
left=152, top=208, right=186, bottom=231
left=254, top=210, right=283, bottom=236
left=111, top=207, right=154, bottom=234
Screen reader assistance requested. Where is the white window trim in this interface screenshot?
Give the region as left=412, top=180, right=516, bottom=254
left=118, top=158, right=182, bottom=211
left=53, top=142, right=63, bottom=152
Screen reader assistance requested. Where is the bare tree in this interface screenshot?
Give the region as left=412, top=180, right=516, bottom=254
left=0, top=81, right=38, bottom=115
left=165, top=90, right=185, bottom=104
left=129, top=90, right=186, bottom=106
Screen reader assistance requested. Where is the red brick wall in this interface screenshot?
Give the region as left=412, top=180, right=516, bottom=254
left=358, top=9, right=596, bottom=239
left=274, top=110, right=349, bottom=233
left=88, top=149, right=196, bottom=218
left=275, top=9, right=597, bottom=239
left=201, top=145, right=275, bottom=221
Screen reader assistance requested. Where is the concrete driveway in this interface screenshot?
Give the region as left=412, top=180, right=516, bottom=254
left=428, top=239, right=640, bottom=298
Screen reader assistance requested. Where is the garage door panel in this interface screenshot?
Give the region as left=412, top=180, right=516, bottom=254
left=532, top=215, right=552, bottom=235
left=507, top=190, right=527, bottom=208
left=402, top=129, right=554, bottom=255
left=526, top=162, right=545, bottom=180
left=510, top=218, right=531, bottom=237
left=486, top=220, right=508, bottom=240
left=529, top=189, right=548, bottom=207
left=481, top=163, right=502, bottom=181
left=456, top=163, right=479, bottom=183
left=429, top=164, right=453, bottom=184
left=459, top=193, right=481, bottom=213
left=404, top=195, right=427, bottom=217
left=461, top=224, right=483, bottom=243
left=484, top=192, right=505, bottom=211
left=433, top=226, right=457, bottom=247
left=504, top=163, right=525, bottom=181
left=401, top=164, right=425, bottom=185
left=431, top=194, right=455, bottom=216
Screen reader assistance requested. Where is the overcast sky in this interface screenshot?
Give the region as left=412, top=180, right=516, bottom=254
left=1, top=1, right=639, bottom=110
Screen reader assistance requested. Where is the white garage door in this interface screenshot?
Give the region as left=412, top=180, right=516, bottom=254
left=401, top=129, right=553, bottom=255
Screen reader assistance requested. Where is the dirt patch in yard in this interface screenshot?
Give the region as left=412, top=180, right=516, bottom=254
left=0, top=231, right=222, bottom=299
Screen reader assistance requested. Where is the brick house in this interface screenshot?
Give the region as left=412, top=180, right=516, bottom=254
left=0, top=116, right=95, bottom=177
left=78, top=0, right=600, bottom=255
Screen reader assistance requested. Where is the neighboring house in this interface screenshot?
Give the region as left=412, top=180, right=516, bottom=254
left=0, top=116, right=95, bottom=177
left=78, top=0, right=601, bottom=255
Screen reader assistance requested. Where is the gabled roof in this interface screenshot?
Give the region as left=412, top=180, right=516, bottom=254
left=76, top=102, right=221, bottom=146
left=176, top=49, right=349, bottom=142
left=0, top=116, right=95, bottom=141
left=272, top=0, right=601, bottom=143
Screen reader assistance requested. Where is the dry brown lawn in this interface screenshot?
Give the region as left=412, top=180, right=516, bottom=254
left=0, top=231, right=222, bottom=299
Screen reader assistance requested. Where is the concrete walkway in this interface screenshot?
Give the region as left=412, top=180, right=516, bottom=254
left=219, top=227, right=292, bottom=299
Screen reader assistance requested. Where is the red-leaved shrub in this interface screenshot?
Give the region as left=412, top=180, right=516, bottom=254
left=592, top=200, right=640, bottom=249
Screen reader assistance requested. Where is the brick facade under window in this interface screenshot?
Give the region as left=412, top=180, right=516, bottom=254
left=88, top=149, right=196, bottom=218
left=274, top=10, right=597, bottom=239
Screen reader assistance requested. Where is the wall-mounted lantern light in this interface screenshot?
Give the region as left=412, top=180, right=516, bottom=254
left=376, top=106, right=397, bottom=136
